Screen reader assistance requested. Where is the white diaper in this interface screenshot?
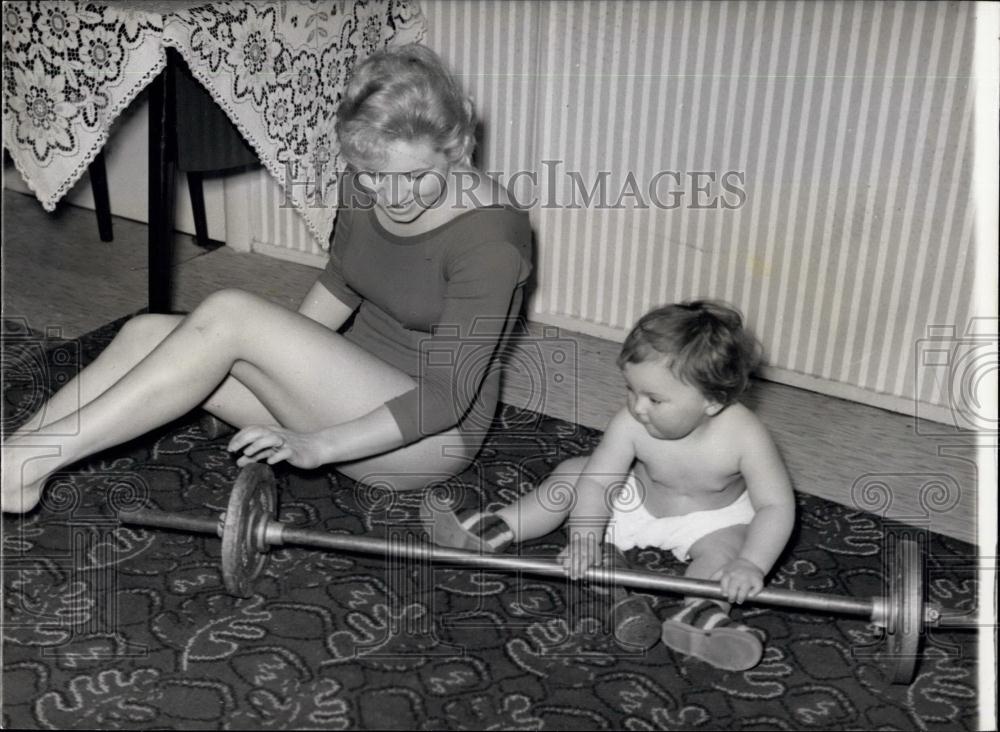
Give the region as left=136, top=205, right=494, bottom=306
left=603, top=472, right=756, bottom=561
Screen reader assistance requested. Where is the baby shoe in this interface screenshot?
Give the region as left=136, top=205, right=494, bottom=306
left=420, top=504, right=514, bottom=553
left=659, top=599, right=766, bottom=671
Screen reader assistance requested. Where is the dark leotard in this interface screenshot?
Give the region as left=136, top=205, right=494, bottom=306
left=319, top=182, right=532, bottom=450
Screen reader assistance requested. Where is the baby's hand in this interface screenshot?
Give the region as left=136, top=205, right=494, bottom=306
left=715, top=558, right=765, bottom=604
left=558, top=528, right=603, bottom=580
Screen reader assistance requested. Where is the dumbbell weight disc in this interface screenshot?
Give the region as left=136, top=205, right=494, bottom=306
left=220, top=463, right=277, bottom=597
left=887, top=535, right=924, bottom=684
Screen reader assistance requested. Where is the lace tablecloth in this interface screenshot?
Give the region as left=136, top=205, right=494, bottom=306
left=1, top=0, right=426, bottom=248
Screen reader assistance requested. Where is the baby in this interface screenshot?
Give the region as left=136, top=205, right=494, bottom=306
left=424, top=300, right=795, bottom=671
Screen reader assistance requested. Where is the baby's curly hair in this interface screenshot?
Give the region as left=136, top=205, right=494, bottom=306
left=617, top=300, right=762, bottom=406
left=336, top=44, right=475, bottom=170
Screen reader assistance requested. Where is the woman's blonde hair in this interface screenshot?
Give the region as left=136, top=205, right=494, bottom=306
left=336, top=44, right=475, bottom=169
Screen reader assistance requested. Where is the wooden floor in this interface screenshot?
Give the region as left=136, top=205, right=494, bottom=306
left=2, top=189, right=318, bottom=335
left=1, top=190, right=981, bottom=543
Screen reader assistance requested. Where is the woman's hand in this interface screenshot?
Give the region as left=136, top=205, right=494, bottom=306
left=714, top=558, right=765, bottom=604
left=228, top=426, right=326, bottom=469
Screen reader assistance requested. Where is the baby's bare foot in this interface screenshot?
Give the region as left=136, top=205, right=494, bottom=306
left=2, top=442, right=62, bottom=513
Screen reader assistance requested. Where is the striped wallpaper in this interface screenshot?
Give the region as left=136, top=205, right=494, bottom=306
left=248, top=1, right=979, bottom=418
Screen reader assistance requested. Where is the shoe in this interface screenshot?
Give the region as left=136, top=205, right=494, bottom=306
left=611, top=595, right=661, bottom=650
left=419, top=503, right=513, bottom=552
left=201, top=413, right=235, bottom=440
left=659, top=599, right=765, bottom=671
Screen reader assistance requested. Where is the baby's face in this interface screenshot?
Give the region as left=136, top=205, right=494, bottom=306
left=622, top=358, right=721, bottom=440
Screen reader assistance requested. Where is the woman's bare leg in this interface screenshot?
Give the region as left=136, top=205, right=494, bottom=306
left=17, top=314, right=184, bottom=431
left=6, top=310, right=452, bottom=490
left=18, top=312, right=463, bottom=486
left=3, top=289, right=471, bottom=512
left=5, top=313, right=282, bottom=512
left=16, top=314, right=278, bottom=433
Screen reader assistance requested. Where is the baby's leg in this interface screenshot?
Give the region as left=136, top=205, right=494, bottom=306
left=685, top=523, right=749, bottom=612
left=495, top=456, right=588, bottom=542
left=422, top=456, right=587, bottom=551
left=660, top=523, right=765, bottom=671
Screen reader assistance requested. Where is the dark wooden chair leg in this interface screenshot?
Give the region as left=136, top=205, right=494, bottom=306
left=187, top=171, right=210, bottom=249
left=147, top=55, right=177, bottom=314
left=89, top=151, right=113, bottom=242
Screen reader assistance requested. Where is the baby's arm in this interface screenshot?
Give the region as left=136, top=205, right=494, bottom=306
left=719, top=413, right=795, bottom=603
left=560, top=408, right=637, bottom=579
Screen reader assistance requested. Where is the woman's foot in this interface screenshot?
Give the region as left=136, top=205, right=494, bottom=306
left=420, top=504, right=515, bottom=552
left=1, top=441, right=62, bottom=513
left=659, top=599, right=765, bottom=671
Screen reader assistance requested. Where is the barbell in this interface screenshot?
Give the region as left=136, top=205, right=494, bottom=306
left=117, top=464, right=961, bottom=685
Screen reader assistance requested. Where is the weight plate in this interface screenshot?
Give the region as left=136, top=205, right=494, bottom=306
left=887, top=535, right=924, bottom=684
left=221, top=463, right=277, bottom=597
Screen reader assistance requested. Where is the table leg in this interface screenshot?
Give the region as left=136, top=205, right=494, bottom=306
left=89, top=151, right=113, bottom=242
left=147, top=54, right=177, bottom=314
left=187, top=171, right=211, bottom=249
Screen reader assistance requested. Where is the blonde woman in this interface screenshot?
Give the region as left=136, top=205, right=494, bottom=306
left=3, top=45, right=531, bottom=512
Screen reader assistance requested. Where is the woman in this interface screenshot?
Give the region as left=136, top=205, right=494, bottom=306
left=2, top=45, right=532, bottom=512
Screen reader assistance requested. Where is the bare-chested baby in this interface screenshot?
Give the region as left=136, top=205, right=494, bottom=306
left=423, top=300, right=795, bottom=671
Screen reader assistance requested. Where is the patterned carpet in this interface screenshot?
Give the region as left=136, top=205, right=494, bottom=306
left=1, top=317, right=981, bottom=730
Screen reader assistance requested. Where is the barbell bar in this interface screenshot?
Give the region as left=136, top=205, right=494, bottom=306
left=117, top=464, right=963, bottom=685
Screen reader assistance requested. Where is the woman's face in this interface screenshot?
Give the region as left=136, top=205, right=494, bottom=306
left=356, top=139, right=451, bottom=224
